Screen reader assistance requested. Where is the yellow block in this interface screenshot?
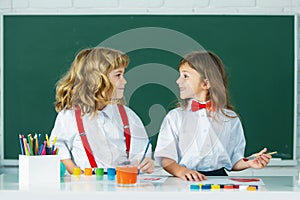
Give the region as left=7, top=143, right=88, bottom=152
left=211, top=184, right=221, bottom=190
left=247, top=186, right=257, bottom=191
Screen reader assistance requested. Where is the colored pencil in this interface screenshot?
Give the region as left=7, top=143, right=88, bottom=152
left=139, top=138, right=152, bottom=165
left=246, top=151, right=277, bottom=160
left=19, top=134, right=25, bottom=155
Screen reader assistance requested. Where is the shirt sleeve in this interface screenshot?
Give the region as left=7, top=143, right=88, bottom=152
left=49, top=111, right=73, bottom=160
left=229, top=117, right=246, bottom=168
left=154, top=110, right=179, bottom=166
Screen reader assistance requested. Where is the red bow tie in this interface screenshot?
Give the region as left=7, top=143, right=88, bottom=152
left=191, top=100, right=212, bottom=112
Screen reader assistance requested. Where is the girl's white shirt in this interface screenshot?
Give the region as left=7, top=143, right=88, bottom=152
left=154, top=100, right=245, bottom=172
left=49, top=104, right=151, bottom=170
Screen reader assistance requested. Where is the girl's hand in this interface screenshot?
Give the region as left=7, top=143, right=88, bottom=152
left=161, top=157, right=206, bottom=181
left=61, top=159, right=81, bottom=174
left=247, top=148, right=272, bottom=169
left=138, top=157, right=155, bottom=174
left=178, top=168, right=207, bottom=182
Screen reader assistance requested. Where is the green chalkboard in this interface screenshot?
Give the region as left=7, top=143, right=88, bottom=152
left=2, top=15, right=296, bottom=164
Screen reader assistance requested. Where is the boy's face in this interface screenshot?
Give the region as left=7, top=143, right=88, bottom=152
left=176, top=63, right=207, bottom=101
left=108, top=67, right=127, bottom=99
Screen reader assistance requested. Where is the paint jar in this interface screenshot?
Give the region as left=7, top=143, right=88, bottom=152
left=84, top=168, right=93, bottom=176
left=107, top=168, right=116, bottom=181
left=95, top=168, right=104, bottom=180
left=116, top=158, right=138, bottom=187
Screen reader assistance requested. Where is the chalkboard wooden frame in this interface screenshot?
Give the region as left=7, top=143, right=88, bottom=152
left=0, top=14, right=298, bottom=166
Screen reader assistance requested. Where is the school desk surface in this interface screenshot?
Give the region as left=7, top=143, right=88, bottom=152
left=0, top=173, right=300, bottom=200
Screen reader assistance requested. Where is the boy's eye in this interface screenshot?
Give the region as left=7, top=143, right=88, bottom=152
left=183, top=74, right=189, bottom=78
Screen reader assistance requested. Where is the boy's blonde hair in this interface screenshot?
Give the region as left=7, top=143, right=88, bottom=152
left=55, top=47, right=129, bottom=115
left=179, top=50, right=235, bottom=117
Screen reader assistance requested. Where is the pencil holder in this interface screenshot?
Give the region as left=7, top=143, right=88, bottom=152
left=19, top=155, right=60, bottom=187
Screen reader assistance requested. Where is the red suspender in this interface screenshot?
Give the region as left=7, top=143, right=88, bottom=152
left=74, top=104, right=131, bottom=167
left=117, top=104, right=131, bottom=158
left=75, top=106, right=98, bottom=168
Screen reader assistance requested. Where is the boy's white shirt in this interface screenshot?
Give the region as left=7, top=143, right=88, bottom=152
left=50, top=104, right=151, bottom=169
left=154, top=99, right=245, bottom=172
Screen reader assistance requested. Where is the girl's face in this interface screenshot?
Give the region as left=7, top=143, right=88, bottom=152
left=108, top=67, right=127, bottom=99
left=176, top=62, right=209, bottom=101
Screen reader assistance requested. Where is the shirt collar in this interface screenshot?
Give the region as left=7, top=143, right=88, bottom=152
left=98, top=104, right=116, bottom=120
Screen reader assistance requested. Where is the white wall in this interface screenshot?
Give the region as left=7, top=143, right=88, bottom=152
left=0, top=0, right=299, bottom=176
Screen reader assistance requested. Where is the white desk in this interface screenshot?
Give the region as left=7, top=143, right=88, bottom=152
left=1, top=173, right=300, bottom=200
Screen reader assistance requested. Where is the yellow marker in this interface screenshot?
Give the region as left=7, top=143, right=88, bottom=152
left=34, top=134, right=38, bottom=155
left=45, top=134, right=50, bottom=147
left=53, top=136, right=57, bottom=146
left=51, top=136, right=57, bottom=155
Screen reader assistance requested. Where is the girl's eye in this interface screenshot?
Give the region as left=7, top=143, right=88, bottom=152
left=183, top=74, right=189, bottom=78
left=116, top=73, right=121, bottom=77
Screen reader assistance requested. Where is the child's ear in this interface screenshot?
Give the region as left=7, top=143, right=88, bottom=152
left=202, top=79, right=211, bottom=89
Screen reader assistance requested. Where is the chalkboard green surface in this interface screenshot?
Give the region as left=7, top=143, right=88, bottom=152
left=2, top=15, right=296, bottom=163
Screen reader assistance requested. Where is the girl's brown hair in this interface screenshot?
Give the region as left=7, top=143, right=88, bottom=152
left=179, top=50, right=235, bottom=117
